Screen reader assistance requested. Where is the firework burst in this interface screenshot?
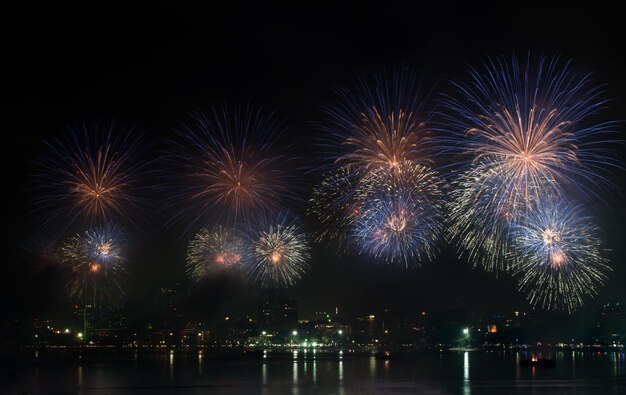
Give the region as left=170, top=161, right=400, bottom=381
left=353, top=162, right=445, bottom=266
left=165, top=105, right=297, bottom=234
left=33, top=123, right=148, bottom=233
left=447, top=162, right=523, bottom=271
left=60, top=224, right=128, bottom=305
left=186, top=226, right=243, bottom=282
left=244, top=213, right=310, bottom=288
left=19, top=237, right=62, bottom=270
left=511, top=199, right=610, bottom=312
left=308, top=165, right=365, bottom=250
left=443, top=55, right=618, bottom=271
left=322, top=67, right=435, bottom=171
left=313, top=67, right=444, bottom=264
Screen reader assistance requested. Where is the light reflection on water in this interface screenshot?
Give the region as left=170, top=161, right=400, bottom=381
left=338, top=360, right=345, bottom=395
left=77, top=365, right=83, bottom=389
left=5, top=350, right=626, bottom=394
left=292, top=360, right=298, bottom=385
left=463, top=351, right=470, bottom=395
left=292, top=360, right=299, bottom=395
left=612, top=352, right=625, bottom=376
left=262, top=361, right=267, bottom=386
left=169, top=349, right=174, bottom=382
left=339, top=359, right=344, bottom=382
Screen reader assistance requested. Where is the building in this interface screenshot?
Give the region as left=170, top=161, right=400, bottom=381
left=351, top=314, right=381, bottom=345
left=257, top=290, right=298, bottom=339
left=593, top=302, right=625, bottom=346
left=71, top=302, right=129, bottom=344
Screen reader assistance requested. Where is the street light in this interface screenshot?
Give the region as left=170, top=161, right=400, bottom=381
left=338, top=330, right=343, bottom=335
left=462, top=327, right=469, bottom=335
left=292, top=330, right=298, bottom=336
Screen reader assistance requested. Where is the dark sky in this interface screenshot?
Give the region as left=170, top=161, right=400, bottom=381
left=2, top=1, right=625, bottom=324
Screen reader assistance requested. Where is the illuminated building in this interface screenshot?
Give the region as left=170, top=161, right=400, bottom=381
left=257, top=290, right=298, bottom=338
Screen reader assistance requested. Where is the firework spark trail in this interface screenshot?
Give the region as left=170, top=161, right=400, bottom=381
left=442, top=55, right=619, bottom=272
left=186, top=226, right=243, bottom=282
left=322, top=67, right=436, bottom=172
left=165, top=105, right=297, bottom=235
left=33, top=124, right=148, bottom=233
left=19, top=237, right=62, bottom=270
left=244, top=212, right=310, bottom=288
left=60, top=224, right=128, bottom=305
left=447, top=161, right=524, bottom=272
left=353, top=162, right=445, bottom=266
left=313, top=67, right=445, bottom=266
left=511, top=198, right=610, bottom=313
left=308, top=165, right=365, bottom=250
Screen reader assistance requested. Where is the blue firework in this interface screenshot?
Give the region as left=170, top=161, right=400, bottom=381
left=511, top=198, right=610, bottom=312
left=443, top=54, right=619, bottom=272
left=60, top=223, right=129, bottom=305
left=352, top=162, right=444, bottom=267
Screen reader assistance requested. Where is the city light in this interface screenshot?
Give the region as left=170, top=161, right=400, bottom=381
left=7, top=6, right=625, bottom=394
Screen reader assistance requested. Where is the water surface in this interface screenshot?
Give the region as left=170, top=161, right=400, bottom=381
left=2, top=349, right=625, bottom=394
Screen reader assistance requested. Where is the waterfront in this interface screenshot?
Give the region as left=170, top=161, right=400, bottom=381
left=2, top=350, right=626, bottom=394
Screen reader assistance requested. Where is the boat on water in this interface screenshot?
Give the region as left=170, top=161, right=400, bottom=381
left=374, top=350, right=395, bottom=360
left=519, top=357, right=555, bottom=367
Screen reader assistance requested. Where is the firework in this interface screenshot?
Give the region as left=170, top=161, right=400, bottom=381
left=353, top=162, right=444, bottom=267
left=20, top=237, right=62, bottom=270
left=308, top=165, right=364, bottom=250
left=322, top=67, right=435, bottom=171
left=511, top=199, right=610, bottom=312
left=33, top=123, right=148, bottom=233
left=447, top=162, right=523, bottom=272
left=443, top=55, right=618, bottom=271
left=313, top=67, right=444, bottom=264
left=244, top=213, right=310, bottom=288
left=186, top=226, right=243, bottom=282
left=59, top=224, right=128, bottom=305
left=165, top=105, right=297, bottom=234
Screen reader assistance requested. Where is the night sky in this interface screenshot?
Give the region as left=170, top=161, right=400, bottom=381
left=2, top=2, right=626, bottom=326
